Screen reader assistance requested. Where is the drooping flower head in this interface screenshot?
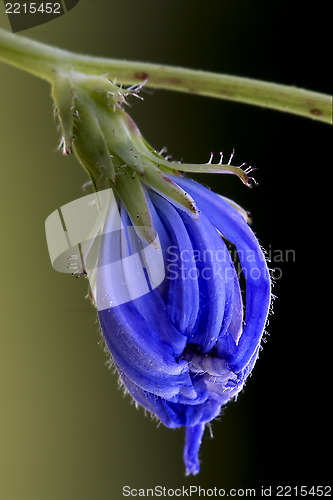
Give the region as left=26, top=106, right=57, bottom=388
left=51, top=72, right=271, bottom=475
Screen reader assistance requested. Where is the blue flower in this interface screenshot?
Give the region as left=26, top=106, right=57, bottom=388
left=97, top=175, right=271, bottom=475
left=51, top=74, right=271, bottom=474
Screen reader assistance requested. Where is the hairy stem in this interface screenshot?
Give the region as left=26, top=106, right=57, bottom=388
left=0, top=28, right=331, bottom=124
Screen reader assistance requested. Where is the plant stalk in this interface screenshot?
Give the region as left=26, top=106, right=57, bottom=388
left=0, top=28, right=331, bottom=124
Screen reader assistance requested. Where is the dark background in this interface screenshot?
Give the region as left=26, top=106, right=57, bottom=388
left=0, top=2, right=331, bottom=499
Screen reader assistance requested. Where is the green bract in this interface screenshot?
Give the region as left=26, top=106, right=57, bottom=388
left=51, top=70, right=252, bottom=243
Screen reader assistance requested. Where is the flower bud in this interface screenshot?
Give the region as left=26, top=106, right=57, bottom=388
left=49, top=70, right=271, bottom=475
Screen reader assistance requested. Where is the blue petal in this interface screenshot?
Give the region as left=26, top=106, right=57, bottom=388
left=177, top=209, right=236, bottom=354
left=172, top=176, right=271, bottom=373
left=184, top=424, right=206, bottom=475
left=119, top=204, right=187, bottom=359
left=97, top=205, right=196, bottom=401
left=150, top=192, right=200, bottom=336
left=153, top=191, right=240, bottom=356
left=119, top=372, right=215, bottom=428
left=144, top=193, right=172, bottom=303
left=98, top=305, right=193, bottom=400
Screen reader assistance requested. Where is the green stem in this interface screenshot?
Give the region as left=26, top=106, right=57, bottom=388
left=0, top=28, right=331, bottom=124
left=0, top=28, right=63, bottom=81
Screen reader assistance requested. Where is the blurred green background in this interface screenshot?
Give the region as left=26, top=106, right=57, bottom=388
left=0, top=2, right=331, bottom=499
